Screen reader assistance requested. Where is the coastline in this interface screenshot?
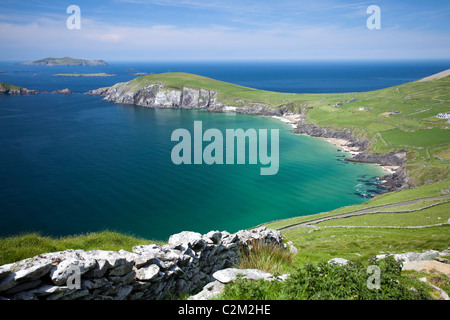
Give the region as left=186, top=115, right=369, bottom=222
left=271, top=114, right=406, bottom=189
left=86, top=76, right=411, bottom=193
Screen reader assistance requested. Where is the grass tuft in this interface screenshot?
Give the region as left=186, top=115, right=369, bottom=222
left=238, top=240, right=295, bottom=274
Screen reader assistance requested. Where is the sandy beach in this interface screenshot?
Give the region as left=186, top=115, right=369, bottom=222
left=325, top=137, right=360, bottom=155
left=272, top=114, right=303, bottom=128
left=272, top=115, right=401, bottom=175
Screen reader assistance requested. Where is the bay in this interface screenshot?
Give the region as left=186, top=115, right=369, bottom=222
left=1, top=60, right=448, bottom=240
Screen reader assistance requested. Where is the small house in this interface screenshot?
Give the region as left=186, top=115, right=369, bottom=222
left=436, top=113, right=450, bottom=119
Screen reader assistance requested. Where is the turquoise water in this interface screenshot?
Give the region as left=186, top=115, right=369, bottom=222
left=0, top=93, right=385, bottom=240
left=2, top=60, right=447, bottom=240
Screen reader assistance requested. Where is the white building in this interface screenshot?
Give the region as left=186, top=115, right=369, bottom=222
left=436, top=113, right=450, bottom=119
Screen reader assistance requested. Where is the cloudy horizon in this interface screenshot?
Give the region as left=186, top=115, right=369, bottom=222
left=1, top=0, right=449, bottom=61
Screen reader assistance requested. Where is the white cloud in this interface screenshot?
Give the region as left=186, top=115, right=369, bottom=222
left=0, top=16, right=449, bottom=60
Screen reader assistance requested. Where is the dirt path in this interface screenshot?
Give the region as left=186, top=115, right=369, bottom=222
left=418, top=69, right=450, bottom=82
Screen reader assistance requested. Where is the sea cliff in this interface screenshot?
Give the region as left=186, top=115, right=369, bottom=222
left=86, top=82, right=282, bottom=116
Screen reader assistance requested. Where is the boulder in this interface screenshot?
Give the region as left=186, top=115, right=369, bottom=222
left=188, top=281, right=225, bottom=300
left=402, top=261, right=450, bottom=275
left=168, top=231, right=203, bottom=249
left=213, top=268, right=275, bottom=284
left=328, top=258, right=349, bottom=266
left=135, top=264, right=160, bottom=281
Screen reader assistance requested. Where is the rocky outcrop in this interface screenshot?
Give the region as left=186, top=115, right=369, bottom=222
left=86, top=83, right=281, bottom=116
left=348, top=150, right=408, bottom=167
left=294, top=123, right=370, bottom=152
left=0, top=82, right=74, bottom=96
left=0, top=227, right=283, bottom=300
left=0, top=86, right=39, bottom=96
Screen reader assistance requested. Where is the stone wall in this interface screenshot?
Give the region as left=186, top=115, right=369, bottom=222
left=0, top=227, right=283, bottom=300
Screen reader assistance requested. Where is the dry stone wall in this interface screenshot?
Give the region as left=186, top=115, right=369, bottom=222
left=0, top=227, right=283, bottom=300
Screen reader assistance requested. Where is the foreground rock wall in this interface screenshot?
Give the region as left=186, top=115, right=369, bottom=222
left=0, top=227, right=283, bottom=300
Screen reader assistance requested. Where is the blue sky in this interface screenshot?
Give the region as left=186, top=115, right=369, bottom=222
left=0, top=0, right=449, bottom=61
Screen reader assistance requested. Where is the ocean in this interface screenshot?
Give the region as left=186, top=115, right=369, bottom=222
left=0, top=60, right=448, bottom=240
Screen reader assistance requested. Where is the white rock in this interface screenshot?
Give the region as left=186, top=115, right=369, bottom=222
left=328, top=258, right=349, bottom=266
left=135, top=264, right=160, bottom=281
left=213, top=268, right=274, bottom=284
left=188, top=281, right=225, bottom=300
left=49, top=251, right=96, bottom=285
left=168, top=231, right=203, bottom=249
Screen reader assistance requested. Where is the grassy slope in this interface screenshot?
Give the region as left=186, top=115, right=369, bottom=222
left=0, top=82, right=22, bottom=90
left=262, top=180, right=449, bottom=264
left=0, top=231, right=164, bottom=265
left=1, top=72, right=449, bottom=270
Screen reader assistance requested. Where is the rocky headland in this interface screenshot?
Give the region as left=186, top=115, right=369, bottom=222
left=0, top=86, right=39, bottom=96
left=86, top=82, right=282, bottom=116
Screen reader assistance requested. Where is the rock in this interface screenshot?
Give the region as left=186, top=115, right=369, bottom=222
left=84, top=259, right=109, bottom=278
left=107, top=261, right=133, bottom=277
left=188, top=281, right=225, bottom=300
left=435, top=257, right=450, bottom=264
left=168, top=231, right=203, bottom=249
left=132, top=244, right=165, bottom=268
left=204, top=231, right=222, bottom=244
left=419, top=250, right=440, bottom=261
left=52, top=88, right=72, bottom=95
left=135, top=264, right=160, bottom=281
left=85, top=250, right=130, bottom=269
left=5, top=280, right=41, bottom=295
left=402, top=261, right=450, bottom=275
left=114, top=285, right=133, bottom=300
left=0, top=264, right=12, bottom=281
left=287, top=241, right=299, bottom=254
left=0, top=258, right=53, bottom=292
left=377, top=250, right=441, bottom=264
left=213, top=268, right=274, bottom=284
left=328, top=258, right=349, bottom=266
left=48, top=250, right=96, bottom=285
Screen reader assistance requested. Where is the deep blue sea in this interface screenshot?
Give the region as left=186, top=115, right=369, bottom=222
left=0, top=60, right=449, bottom=240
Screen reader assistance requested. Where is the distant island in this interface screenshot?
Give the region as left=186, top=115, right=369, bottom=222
left=0, top=82, right=39, bottom=95
left=0, top=82, right=72, bottom=95
left=23, top=57, right=108, bottom=66
left=52, top=73, right=116, bottom=77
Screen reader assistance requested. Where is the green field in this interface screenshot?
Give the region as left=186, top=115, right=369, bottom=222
left=381, top=128, right=450, bottom=147
left=0, top=81, right=22, bottom=90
